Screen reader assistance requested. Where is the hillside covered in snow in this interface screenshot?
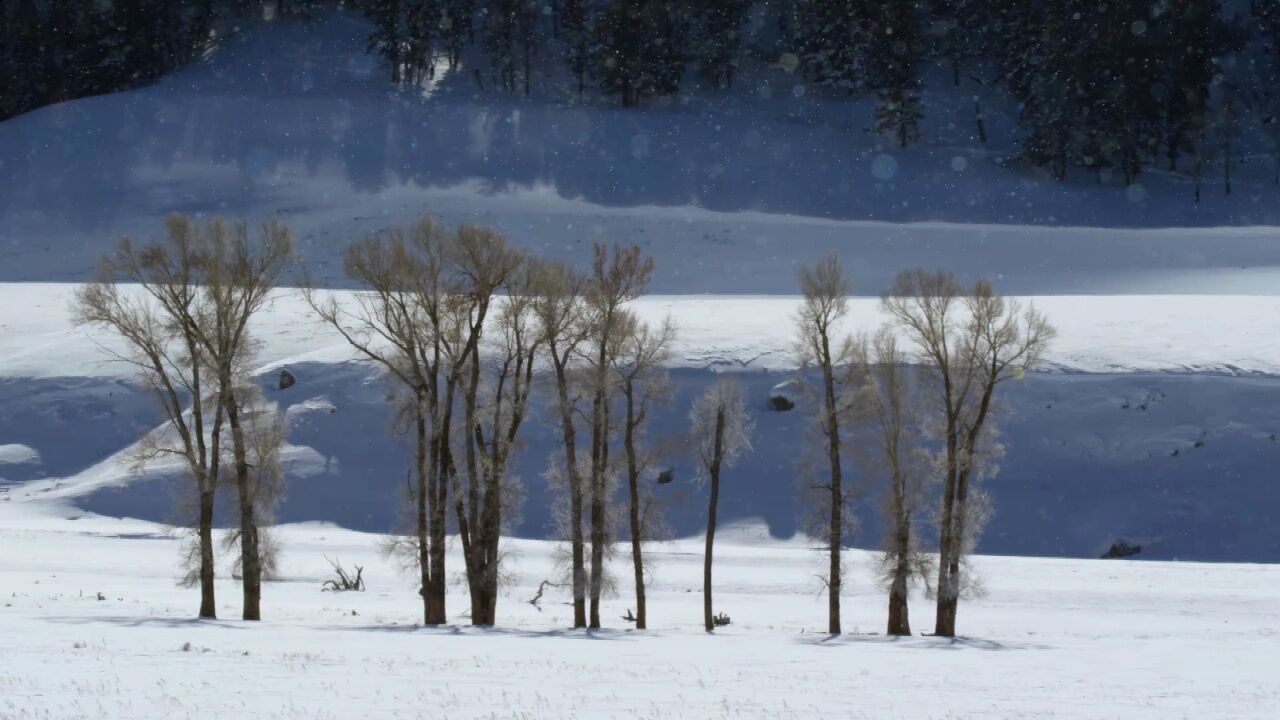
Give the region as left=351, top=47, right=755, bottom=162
left=2, top=8, right=1279, bottom=566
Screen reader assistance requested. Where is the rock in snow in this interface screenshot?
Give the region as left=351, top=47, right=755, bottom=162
left=768, top=379, right=799, bottom=412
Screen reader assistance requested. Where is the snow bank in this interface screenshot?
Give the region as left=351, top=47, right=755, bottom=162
left=5, top=284, right=1280, bottom=379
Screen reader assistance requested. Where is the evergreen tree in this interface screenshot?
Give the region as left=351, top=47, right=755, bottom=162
left=442, top=0, right=476, bottom=68
left=1006, top=0, right=1162, bottom=183
left=871, top=0, right=923, bottom=147
left=792, top=0, right=874, bottom=93
left=595, top=0, right=687, bottom=106
left=483, top=0, right=520, bottom=91
left=365, top=0, right=406, bottom=83
left=695, top=0, right=750, bottom=90
left=926, top=0, right=999, bottom=86
left=480, top=0, right=541, bottom=94
left=1154, top=0, right=1228, bottom=172
left=560, top=0, right=590, bottom=94
left=404, top=1, right=444, bottom=86
left=1252, top=0, right=1280, bottom=182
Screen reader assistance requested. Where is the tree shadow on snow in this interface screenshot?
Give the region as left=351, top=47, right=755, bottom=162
left=795, top=633, right=1047, bottom=652
left=318, top=623, right=641, bottom=642
left=42, top=615, right=249, bottom=630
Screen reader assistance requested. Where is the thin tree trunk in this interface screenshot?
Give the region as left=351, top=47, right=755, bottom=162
left=552, top=357, right=587, bottom=628
left=226, top=394, right=260, bottom=621
left=704, top=407, right=725, bottom=632
left=416, top=412, right=436, bottom=625
left=523, top=39, right=531, bottom=96
left=198, top=487, right=217, bottom=619
left=887, top=486, right=912, bottom=636
left=625, top=383, right=646, bottom=629
left=934, top=402, right=960, bottom=637
left=588, top=324, right=612, bottom=629
left=821, top=333, right=842, bottom=636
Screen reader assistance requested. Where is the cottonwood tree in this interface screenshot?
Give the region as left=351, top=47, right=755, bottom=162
left=613, top=313, right=675, bottom=629
left=583, top=244, right=654, bottom=628
left=852, top=328, right=931, bottom=636
left=72, top=218, right=225, bottom=619
left=691, top=377, right=753, bottom=633
left=306, top=219, right=453, bottom=625
left=225, top=389, right=288, bottom=588
left=882, top=269, right=1054, bottom=637
left=196, top=217, right=294, bottom=621
left=446, top=227, right=529, bottom=625
left=531, top=261, right=591, bottom=628
left=795, top=253, right=856, bottom=635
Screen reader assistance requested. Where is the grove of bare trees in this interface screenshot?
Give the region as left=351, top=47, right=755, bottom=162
left=76, top=215, right=1056, bottom=639
left=75, top=214, right=294, bottom=621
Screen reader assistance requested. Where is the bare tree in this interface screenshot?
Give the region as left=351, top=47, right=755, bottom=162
left=582, top=244, right=654, bottom=629
left=447, top=227, right=531, bottom=626
left=306, top=219, right=453, bottom=626
left=795, top=253, right=856, bottom=635
left=71, top=218, right=225, bottom=619
left=882, top=270, right=1055, bottom=637
left=224, top=391, right=287, bottom=587
left=192, top=217, right=294, bottom=621
left=852, top=328, right=932, bottom=636
left=613, top=313, right=675, bottom=629
left=691, top=378, right=754, bottom=633
left=530, top=260, right=591, bottom=628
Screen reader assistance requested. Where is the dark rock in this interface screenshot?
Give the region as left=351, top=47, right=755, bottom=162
left=768, top=379, right=799, bottom=412
left=1101, top=540, right=1143, bottom=559
left=278, top=369, right=296, bottom=390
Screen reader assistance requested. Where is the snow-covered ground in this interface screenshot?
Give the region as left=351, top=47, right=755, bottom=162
left=3, top=283, right=1279, bottom=562
left=1, top=8, right=1279, bottom=716
left=6, top=284, right=1280, bottom=378
left=1, top=504, right=1277, bottom=719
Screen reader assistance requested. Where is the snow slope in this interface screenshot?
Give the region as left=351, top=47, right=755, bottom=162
left=0, top=506, right=1276, bottom=719
left=3, top=285, right=1280, bottom=562
left=2, top=9, right=1280, bottom=294
left=2, top=10, right=1279, bottom=566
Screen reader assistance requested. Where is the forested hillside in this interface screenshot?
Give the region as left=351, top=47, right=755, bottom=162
left=5, top=0, right=1280, bottom=195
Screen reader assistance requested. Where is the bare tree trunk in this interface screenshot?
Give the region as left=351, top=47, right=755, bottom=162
left=625, top=383, right=646, bottom=629
left=588, top=328, right=611, bottom=629
left=820, top=335, right=843, bottom=636
left=887, top=559, right=911, bottom=635
left=703, top=407, right=724, bottom=632
left=887, top=480, right=913, bottom=636
left=551, top=358, right=587, bottom=629
left=416, top=412, right=438, bottom=625
left=198, top=486, right=217, bottom=618
left=226, top=394, right=261, bottom=621
left=934, top=402, right=960, bottom=637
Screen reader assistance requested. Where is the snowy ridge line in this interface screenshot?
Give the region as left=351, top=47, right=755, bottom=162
left=3, top=283, right=1279, bottom=378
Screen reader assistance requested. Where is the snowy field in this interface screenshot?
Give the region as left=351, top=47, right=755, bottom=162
left=1, top=504, right=1278, bottom=720
left=2, top=7, right=1280, bottom=718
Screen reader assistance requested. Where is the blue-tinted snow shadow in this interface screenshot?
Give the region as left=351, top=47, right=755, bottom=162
left=796, top=633, right=1047, bottom=652
left=8, top=362, right=1280, bottom=563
